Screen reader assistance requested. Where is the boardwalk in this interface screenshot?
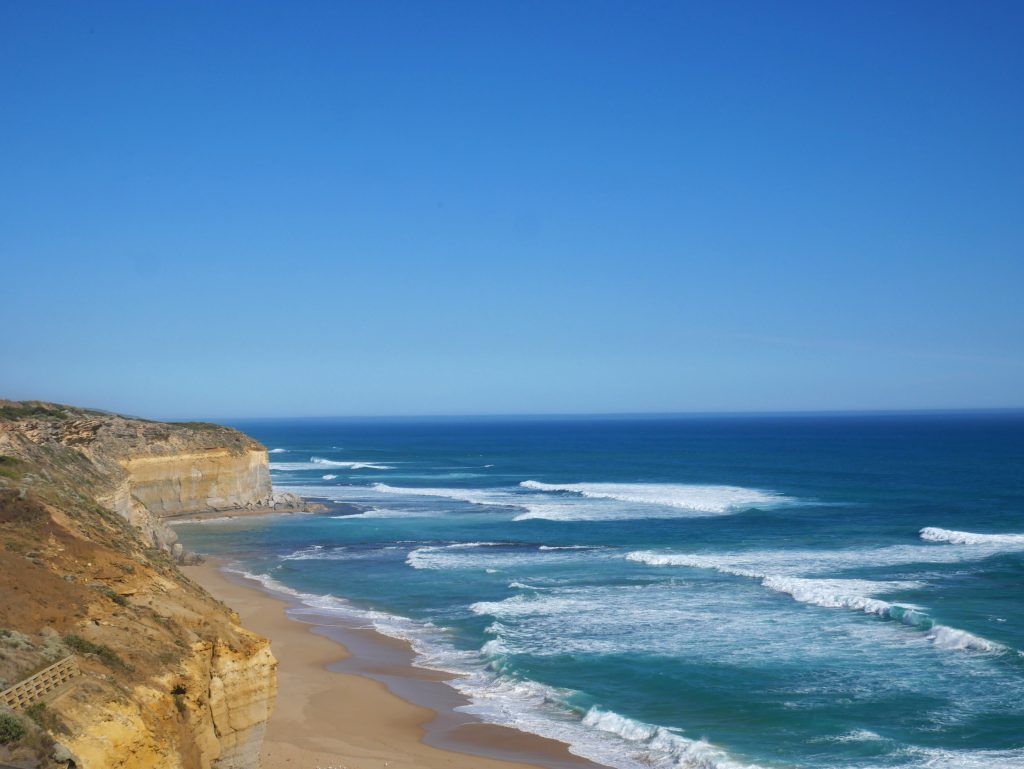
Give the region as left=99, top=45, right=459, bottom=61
left=0, top=655, right=80, bottom=711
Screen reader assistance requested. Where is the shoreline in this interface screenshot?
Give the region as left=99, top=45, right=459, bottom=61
left=165, top=508, right=317, bottom=524
left=183, top=559, right=608, bottom=769
left=164, top=498, right=359, bottom=524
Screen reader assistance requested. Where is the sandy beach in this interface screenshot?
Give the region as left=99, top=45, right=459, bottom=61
left=183, top=560, right=603, bottom=769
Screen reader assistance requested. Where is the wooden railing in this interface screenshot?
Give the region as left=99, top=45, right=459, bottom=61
left=0, top=655, right=80, bottom=711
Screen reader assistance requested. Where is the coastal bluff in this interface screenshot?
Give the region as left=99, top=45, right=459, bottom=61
left=0, top=401, right=281, bottom=769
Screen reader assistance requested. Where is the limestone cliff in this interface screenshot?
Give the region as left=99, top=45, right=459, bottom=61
left=0, top=401, right=279, bottom=769
left=120, top=448, right=271, bottom=517
left=0, top=404, right=289, bottom=557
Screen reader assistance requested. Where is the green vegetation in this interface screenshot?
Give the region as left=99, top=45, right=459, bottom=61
left=0, top=628, right=33, bottom=650
left=97, top=586, right=129, bottom=607
left=168, top=421, right=223, bottom=431
left=0, top=455, right=26, bottom=480
left=24, top=702, right=66, bottom=735
left=0, top=401, right=108, bottom=422
left=63, top=634, right=129, bottom=671
left=0, top=403, right=70, bottom=421
left=0, top=713, right=25, bottom=744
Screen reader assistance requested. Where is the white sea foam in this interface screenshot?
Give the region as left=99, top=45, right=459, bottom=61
left=312, top=457, right=394, bottom=470
left=452, top=673, right=764, bottom=769
left=515, top=481, right=792, bottom=520
left=273, top=479, right=798, bottom=523
left=322, top=474, right=337, bottom=480
left=280, top=544, right=327, bottom=560
left=509, top=581, right=549, bottom=590
left=920, top=527, right=1024, bottom=546
left=228, top=564, right=1023, bottom=769
left=299, top=481, right=716, bottom=523
left=371, top=472, right=488, bottom=481
left=227, top=568, right=434, bottom=645
left=760, top=575, right=919, bottom=613
left=225, top=567, right=763, bottom=769
left=826, top=728, right=885, bottom=743
left=270, top=459, right=394, bottom=471
left=371, top=483, right=511, bottom=507
left=581, top=707, right=763, bottom=769
left=279, top=545, right=381, bottom=561
left=624, top=536, right=1024, bottom=576
left=925, top=625, right=1002, bottom=652
left=903, top=746, right=1024, bottom=769
left=268, top=448, right=288, bottom=453
left=407, top=542, right=532, bottom=571
left=626, top=551, right=1004, bottom=654
left=468, top=580, right=963, bottom=664
left=332, top=507, right=431, bottom=519
left=406, top=541, right=605, bottom=572
left=271, top=484, right=495, bottom=522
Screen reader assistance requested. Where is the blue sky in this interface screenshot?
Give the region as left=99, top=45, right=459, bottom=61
left=2, top=2, right=1022, bottom=418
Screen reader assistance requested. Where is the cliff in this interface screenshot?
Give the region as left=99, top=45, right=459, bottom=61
left=0, top=401, right=279, bottom=769
left=120, top=448, right=271, bottom=517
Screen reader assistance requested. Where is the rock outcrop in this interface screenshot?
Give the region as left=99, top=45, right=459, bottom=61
left=0, top=403, right=322, bottom=563
left=0, top=401, right=280, bottom=769
left=119, top=448, right=271, bottom=517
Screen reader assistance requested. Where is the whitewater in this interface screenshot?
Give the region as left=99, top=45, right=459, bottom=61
left=175, top=413, right=1024, bottom=769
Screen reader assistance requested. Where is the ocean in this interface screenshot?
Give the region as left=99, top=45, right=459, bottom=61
left=174, top=413, right=1024, bottom=769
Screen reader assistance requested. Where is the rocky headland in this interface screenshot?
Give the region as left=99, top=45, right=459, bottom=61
left=0, top=401, right=295, bottom=769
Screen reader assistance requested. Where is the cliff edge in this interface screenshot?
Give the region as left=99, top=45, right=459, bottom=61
left=0, top=401, right=280, bottom=769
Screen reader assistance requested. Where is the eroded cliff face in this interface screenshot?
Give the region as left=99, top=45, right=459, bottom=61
left=118, top=447, right=272, bottom=517
left=57, top=635, right=277, bottom=769
left=0, top=405, right=280, bottom=556
left=0, top=402, right=279, bottom=769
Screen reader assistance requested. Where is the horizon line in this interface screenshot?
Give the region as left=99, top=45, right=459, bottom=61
left=186, top=406, right=1024, bottom=423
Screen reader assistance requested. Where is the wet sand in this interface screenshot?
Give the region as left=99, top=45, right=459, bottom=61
left=183, top=560, right=606, bottom=769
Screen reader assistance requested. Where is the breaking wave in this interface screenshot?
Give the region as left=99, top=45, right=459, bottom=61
left=371, top=483, right=510, bottom=506
left=920, top=527, right=1024, bottom=546
left=225, top=566, right=763, bottom=769
left=311, top=457, right=394, bottom=470
left=407, top=542, right=515, bottom=571
left=509, top=581, right=549, bottom=590
left=279, top=480, right=800, bottom=524
left=902, top=747, right=1024, bottom=769
left=270, top=459, right=394, bottom=472
left=281, top=545, right=346, bottom=561
left=581, top=707, right=763, bottom=769
left=406, top=541, right=604, bottom=571
left=623, top=536, right=1024, bottom=575
left=626, top=551, right=1005, bottom=654
left=518, top=481, right=793, bottom=518
left=333, top=507, right=432, bottom=519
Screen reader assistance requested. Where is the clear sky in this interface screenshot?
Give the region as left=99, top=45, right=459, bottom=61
left=2, top=2, right=1022, bottom=419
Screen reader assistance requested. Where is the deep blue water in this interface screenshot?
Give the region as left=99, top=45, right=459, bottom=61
left=175, top=414, right=1024, bottom=769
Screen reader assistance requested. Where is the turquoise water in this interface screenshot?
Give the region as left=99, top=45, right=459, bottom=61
left=175, top=414, right=1024, bottom=769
